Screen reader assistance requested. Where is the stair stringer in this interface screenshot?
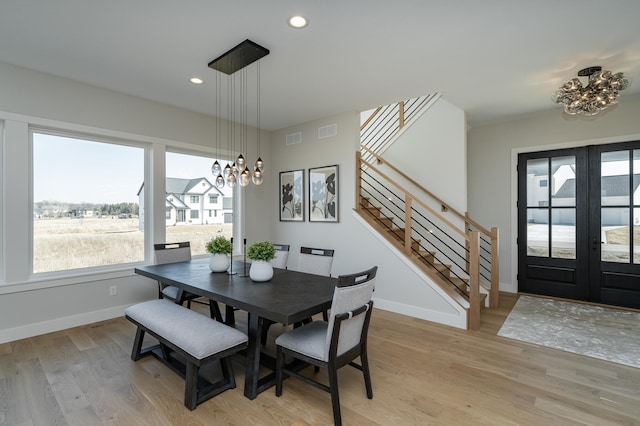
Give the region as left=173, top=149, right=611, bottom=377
left=353, top=210, right=468, bottom=329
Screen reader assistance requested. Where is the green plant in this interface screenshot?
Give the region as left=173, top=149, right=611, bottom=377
left=205, top=236, right=232, bottom=254
left=247, top=240, right=276, bottom=262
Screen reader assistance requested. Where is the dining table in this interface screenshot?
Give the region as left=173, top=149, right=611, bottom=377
left=134, top=258, right=338, bottom=400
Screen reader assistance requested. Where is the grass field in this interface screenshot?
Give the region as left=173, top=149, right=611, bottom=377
left=33, top=217, right=232, bottom=273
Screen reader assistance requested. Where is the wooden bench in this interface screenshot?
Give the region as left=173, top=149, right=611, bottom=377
left=125, top=299, right=248, bottom=409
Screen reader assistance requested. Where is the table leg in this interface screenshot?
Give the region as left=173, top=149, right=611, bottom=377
left=244, top=312, right=263, bottom=399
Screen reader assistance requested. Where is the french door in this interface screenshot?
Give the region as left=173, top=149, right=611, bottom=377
left=517, top=141, right=640, bottom=309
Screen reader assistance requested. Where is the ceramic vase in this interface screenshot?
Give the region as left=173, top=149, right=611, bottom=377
left=209, top=253, right=230, bottom=272
left=249, top=260, right=273, bottom=282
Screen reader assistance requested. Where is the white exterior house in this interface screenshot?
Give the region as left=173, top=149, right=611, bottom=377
left=137, top=177, right=233, bottom=230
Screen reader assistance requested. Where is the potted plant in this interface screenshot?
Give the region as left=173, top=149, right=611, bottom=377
left=205, top=236, right=232, bottom=272
left=247, top=241, right=276, bottom=282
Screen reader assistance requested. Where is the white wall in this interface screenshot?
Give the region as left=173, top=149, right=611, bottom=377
left=467, top=93, right=640, bottom=293
left=270, top=105, right=468, bottom=328
left=0, top=61, right=271, bottom=343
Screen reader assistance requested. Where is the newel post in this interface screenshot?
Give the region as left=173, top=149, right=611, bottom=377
left=355, top=151, right=362, bottom=211
left=468, top=231, right=481, bottom=330
left=489, top=227, right=499, bottom=308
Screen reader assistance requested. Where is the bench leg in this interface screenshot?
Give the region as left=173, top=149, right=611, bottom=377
left=131, top=328, right=145, bottom=361
left=220, top=357, right=236, bottom=389
left=184, top=361, right=199, bottom=410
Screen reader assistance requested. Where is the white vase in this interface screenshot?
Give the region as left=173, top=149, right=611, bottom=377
left=249, top=260, right=273, bottom=282
left=209, top=253, right=230, bottom=272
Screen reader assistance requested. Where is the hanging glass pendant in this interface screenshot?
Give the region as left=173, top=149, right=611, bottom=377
left=223, top=163, right=232, bottom=179
left=211, top=160, right=222, bottom=177
left=236, top=154, right=246, bottom=172
left=252, top=167, right=263, bottom=185
left=239, top=169, right=251, bottom=187
left=231, top=162, right=239, bottom=177
left=215, top=173, right=225, bottom=189
left=227, top=172, right=237, bottom=188
left=255, top=157, right=264, bottom=171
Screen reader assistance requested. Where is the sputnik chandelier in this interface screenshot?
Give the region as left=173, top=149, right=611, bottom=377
left=553, top=66, right=629, bottom=116
left=208, top=39, right=269, bottom=188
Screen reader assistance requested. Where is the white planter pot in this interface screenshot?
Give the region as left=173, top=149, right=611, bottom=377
left=209, top=253, right=230, bottom=272
left=249, top=260, right=273, bottom=282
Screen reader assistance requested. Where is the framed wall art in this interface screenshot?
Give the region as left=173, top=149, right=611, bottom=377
left=308, top=164, right=338, bottom=222
left=279, top=169, right=304, bottom=221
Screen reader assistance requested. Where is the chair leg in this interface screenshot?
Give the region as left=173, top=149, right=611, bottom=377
left=209, top=301, right=224, bottom=322
left=361, top=348, right=373, bottom=399
left=225, top=305, right=236, bottom=326
left=327, top=364, right=342, bottom=426
left=275, top=346, right=284, bottom=396
left=322, top=310, right=329, bottom=322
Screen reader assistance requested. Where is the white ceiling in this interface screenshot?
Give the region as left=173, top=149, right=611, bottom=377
left=1, top=0, right=639, bottom=131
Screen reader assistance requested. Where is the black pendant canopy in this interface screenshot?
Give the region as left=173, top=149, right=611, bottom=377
left=208, top=39, right=269, bottom=75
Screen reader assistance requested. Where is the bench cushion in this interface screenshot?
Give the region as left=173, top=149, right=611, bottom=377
left=125, top=299, right=247, bottom=360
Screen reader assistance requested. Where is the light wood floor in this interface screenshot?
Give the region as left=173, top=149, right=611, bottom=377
left=1, top=293, right=639, bottom=425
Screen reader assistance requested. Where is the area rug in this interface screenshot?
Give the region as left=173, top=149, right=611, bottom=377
left=498, top=295, right=640, bottom=368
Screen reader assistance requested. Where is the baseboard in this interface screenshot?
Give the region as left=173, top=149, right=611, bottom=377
left=373, top=297, right=467, bottom=330
left=0, top=305, right=130, bottom=344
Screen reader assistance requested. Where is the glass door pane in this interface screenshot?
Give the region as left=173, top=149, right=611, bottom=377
left=601, top=151, right=631, bottom=263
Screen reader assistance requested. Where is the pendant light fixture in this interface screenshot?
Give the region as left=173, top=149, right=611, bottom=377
left=208, top=39, right=269, bottom=187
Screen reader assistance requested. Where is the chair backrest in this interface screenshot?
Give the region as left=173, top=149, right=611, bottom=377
left=325, top=266, right=377, bottom=357
left=298, top=246, right=334, bottom=276
left=271, top=243, right=290, bottom=269
left=154, top=242, right=191, bottom=264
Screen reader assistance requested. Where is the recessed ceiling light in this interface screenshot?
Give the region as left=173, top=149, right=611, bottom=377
left=288, top=15, right=308, bottom=29
left=190, top=77, right=204, bottom=85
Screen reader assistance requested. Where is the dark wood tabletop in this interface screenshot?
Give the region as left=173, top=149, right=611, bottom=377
left=135, top=258, right=337, bottom=325
left=134, top=258, right=338, bottom=399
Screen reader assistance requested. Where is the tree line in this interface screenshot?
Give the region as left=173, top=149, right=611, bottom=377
left=34, top=201, right=139, bottom=218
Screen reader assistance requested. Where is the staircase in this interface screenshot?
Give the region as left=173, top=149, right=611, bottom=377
left=356, top=96, right=499, bottom=330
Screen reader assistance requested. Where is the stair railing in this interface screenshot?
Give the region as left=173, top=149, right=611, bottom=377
left=360, top=94, right=440, bottom=164
left=356, top=150, right=499, bottom=329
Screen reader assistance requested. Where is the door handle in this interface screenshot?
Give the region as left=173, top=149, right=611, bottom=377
left=592, top=238, right=601, bottom=250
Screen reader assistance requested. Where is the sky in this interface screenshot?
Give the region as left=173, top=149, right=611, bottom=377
left=33, top=133, right=221, bottom=204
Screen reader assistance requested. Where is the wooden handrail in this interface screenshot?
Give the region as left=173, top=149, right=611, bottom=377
left=360, top=106, right=382, bottom=131
left=360, top=145, right=493, bottom=237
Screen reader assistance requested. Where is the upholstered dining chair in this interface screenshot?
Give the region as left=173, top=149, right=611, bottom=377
left=297, top=246, right=334, bottom=277
left=298, top=246, right=334, bottom=321
left=271, top=243, right=290, bottom=269
left=261, top=245, right=334, bottom=345
left=154, top=242, right=223, bottom=321
left=275, top=266, right=377, bottom=426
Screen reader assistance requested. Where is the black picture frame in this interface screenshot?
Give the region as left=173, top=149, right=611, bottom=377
left=279, top=169, right=304, bottom=221
left=308, top=165, right=339, bottom=222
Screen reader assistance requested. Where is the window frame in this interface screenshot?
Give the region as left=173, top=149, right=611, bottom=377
left=30, top=127, right=148, bottom=277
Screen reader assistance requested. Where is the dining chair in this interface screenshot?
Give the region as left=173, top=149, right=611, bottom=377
left=297, top=246, right=334, bottom=277
left=298, top=246, right=334, bottom=321
left=154, top=242, right=223, bottom=321
left=270, top=243, right=290, bottom=269
left=275, top=266, right=377, bottom=426
left=261, top=245, right=333, bottom=345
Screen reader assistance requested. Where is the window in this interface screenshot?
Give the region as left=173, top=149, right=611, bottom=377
left=32, top=132, right=145, bottom=273
left=166, top=208, right=171, bottom=219
left=166, top=151, right=233, bottom=256
left=540, top=179, right=548, bottom=187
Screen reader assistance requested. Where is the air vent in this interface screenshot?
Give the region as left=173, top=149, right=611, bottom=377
left=318, top=124, right=337, bottom=139
left=286, top=132, right=302, bottom=145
